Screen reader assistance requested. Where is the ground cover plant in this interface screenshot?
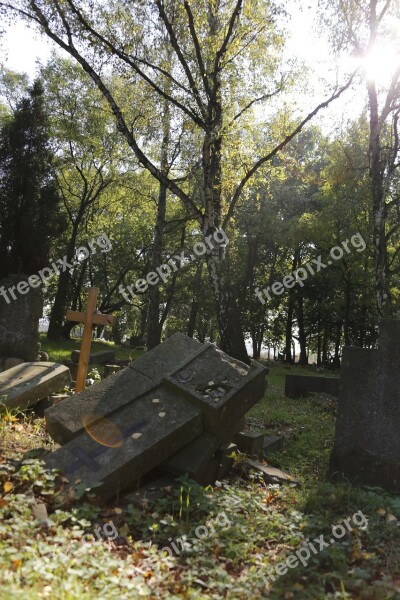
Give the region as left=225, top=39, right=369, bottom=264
left=1, top=357, right=399, bottom=599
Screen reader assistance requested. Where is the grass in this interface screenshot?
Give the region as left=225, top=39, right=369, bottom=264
left=0, top=361, right=399, bottom=599
left=39, top=333, right=144, bottom=363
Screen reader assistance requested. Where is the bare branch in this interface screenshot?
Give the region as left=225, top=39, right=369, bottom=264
left=63, top=0, right=205, bottom=128
left=155, top=0, right=207, bottom=120
left=183, top=0, right=211, bottom=98
left=229, top=86, right=283, bottom=126
left=21, top=0, right=204, bottom=221
left=223, top=71, right=359, bottom=229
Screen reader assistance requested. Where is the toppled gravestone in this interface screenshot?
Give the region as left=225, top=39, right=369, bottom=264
left=44, top=333, right=267, bottom=500
left=329, top=319, right=400, bottom=492
left=0, top=362, right=71, bottom=411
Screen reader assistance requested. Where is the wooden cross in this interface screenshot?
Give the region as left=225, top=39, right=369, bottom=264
left=66, top=287, right=117, bottom=393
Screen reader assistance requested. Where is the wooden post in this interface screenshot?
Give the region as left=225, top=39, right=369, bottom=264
left=66, top=288, right=117, bottom=393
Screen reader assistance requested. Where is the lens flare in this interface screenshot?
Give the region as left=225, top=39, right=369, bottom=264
left=82, top=413, right=124, bottom=448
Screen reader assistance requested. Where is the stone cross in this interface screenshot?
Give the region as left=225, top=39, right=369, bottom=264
left=66, top=287, right=117, bottom=392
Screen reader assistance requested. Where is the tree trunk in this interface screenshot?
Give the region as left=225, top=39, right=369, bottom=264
left=322, top=323, right=329, bottom=365
left=187, top=262, right=203, bottom=338
left=205, top=250, right=249, bottom=363
left=317, top=321, right=322, bottom=366
left=296, top=297, right=308, bottom=365
left=147, top=100, right=170, bottom=349
left=47, top=229, right=79, bottom=340
left=284, top=298, right=294, bottom=364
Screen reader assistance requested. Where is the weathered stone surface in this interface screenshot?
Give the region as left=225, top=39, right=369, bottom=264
left=164, top=346, right=266, bottom=436
left=71, top=349, right=116, bottom=365
left=263, top=435, right=284, bottom=456
left=0, top=275, right=42, bottom=361
left=44, top=333, right=267, bottom=496
left=329, top=319, right=400, bottom=492
left=285, top=374, right=339, bottom=398
left=64, top=361, right=78, bottom=380
left=245, top=459, right=300, bottom=486
left=162, top=433, right=220, bottom=485
left=234, top=431, right=265, bottom=456
left=45, top=386, right=203, bottom=501
left=46, top=333, right=204, bottom=444
left=46, top=367, right=154, bottom=444
left=0, top=362, right=71, bottom=411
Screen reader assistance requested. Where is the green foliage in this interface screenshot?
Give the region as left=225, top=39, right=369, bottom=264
left=0, top=79, right=66, bottom=278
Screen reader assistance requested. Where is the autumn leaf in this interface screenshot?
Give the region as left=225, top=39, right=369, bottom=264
left=3, top=481, right=13, bottom=493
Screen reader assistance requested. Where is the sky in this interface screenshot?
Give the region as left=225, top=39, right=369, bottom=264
left=0, top=1, right=373, bottom=133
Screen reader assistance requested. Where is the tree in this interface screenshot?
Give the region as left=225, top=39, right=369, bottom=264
left=41, top=57, right=120, bottom=339
left=322, top=0, right=400, bottom=317
left=0, top=80, right=65, bottom=279
left=1, top=0, right=357, bottom=360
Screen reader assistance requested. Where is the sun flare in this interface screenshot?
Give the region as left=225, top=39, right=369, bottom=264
left=361, top=43, right=400, bottom=85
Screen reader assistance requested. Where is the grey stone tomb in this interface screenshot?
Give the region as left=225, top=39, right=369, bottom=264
left=44, top=333, right=267, bottom=500
left=329, top=319, right=400, bottom=492
left=0, top=275, right=42, bottom=362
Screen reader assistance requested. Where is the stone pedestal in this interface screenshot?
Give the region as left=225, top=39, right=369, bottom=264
left=0, top=275, right=42, bottom=361
left=329, top=319, right=400, bottom=492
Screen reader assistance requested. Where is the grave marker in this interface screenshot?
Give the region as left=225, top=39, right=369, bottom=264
left=65, top=288, right=117, bottom=392
left=329, top=319, right=400, bottom=492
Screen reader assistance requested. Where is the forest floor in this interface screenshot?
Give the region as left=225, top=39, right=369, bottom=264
left=0, top=345, right=399, bottom=599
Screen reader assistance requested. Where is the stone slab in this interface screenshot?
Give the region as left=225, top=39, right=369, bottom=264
left=234, top=431, right=265, bottom=456
left=0, top=275, right=42, bottom=361
left=164, top=346, right=266, bottom=436
left=285, top=374, right=339, bottom=398
left=263, top=435, right=284, bottom=455
left=44, top=333, right=267, bottom=497
left=162, top=432, right=220, bottom=485
left=104, top=364, right=122, bottom=377
left=0, top=362, right=71, bottom=411
left=329, top=320, right=400, bottom=491
left=46, top=333, right=206, bottom=445
left=245, top=459, right=300, bottom=486
left=71, top=349, right=116, bottom=365
left=44, top=385, right=203, bottom=501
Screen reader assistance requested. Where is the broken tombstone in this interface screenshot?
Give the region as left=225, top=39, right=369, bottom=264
left=43, top=333, right=267, bottom=499
left=0, top=362, right=71, bottom=412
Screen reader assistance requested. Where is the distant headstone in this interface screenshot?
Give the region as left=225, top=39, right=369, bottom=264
left=44, top=333, right=267, bottom=499
left=104, top=364, right=122, bottom=378
left=285, top=374, right=339, bottom=398
left=329, top=319, right=400, bottom=492
left=0, top=275, right=42, bottom=361
left=0, top=362, right=71, bottom=412
left=71, top=349, right=116, bottom=365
